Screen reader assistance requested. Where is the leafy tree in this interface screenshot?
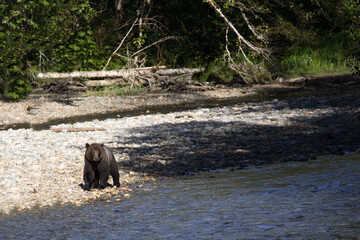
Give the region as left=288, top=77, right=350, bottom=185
left=1, top=0, right=359, bottom=100
left=0, top=0, right=96, bottom=100
left=339, top=0, right=360, bottom=74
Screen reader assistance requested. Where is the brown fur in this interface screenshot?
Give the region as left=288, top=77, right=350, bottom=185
left=83, top=143, right=120, bottom=191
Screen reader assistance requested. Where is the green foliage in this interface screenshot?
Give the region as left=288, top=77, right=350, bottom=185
left=0, top=0, right=97, bottom=100
left=3, top=74, right=32, bottom=101
left=150, top=0, right=225, bottom=67
left=196, top=60, right=234, bottom=83
left=340, top=0, right=360, bottom=74
left=51, top=25, right=100, bottom=71
left=348, top=42, right=360, bottom=75
left=280, top=40, right=351, bottom=77
left=1, top=0, right=360, bottom=101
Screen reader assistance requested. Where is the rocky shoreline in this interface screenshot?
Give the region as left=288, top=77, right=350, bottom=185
left=0, top=74, right=359, bottom=215
left=2, top=74, right=357, bottom=129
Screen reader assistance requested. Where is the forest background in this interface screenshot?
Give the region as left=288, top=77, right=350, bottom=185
left=0, top=0, right=359, bottom=100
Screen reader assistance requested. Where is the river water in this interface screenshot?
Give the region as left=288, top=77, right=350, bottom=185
left=1, top=152, right=359, bottom=239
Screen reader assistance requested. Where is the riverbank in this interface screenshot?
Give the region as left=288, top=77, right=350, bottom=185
left=1, top=74, right=359, bottom=129
left=0, top=74, right=359, bottom=215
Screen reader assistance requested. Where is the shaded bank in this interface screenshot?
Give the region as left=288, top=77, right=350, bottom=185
left=115, top=94, right=360, bottom=176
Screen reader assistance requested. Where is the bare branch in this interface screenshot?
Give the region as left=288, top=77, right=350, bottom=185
left=142, top=16, right=171, bottom=34
left=224, top=27, right=250, bottom=83
left=102, top=18, right=138, bottom=71
left=115, top=0, right=122, bottom=11
left=114, top=53, right=132, bottom=61
left=207, top=0, right=264, bottom=56
left=236, top=4, right=268, bottom=43
left=130, top=36, right=180, bottom=58
left=206, top=0, right=273, bottom=66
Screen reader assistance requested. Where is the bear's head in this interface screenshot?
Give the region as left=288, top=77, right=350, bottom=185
left=85, top=143, right=104, bottom=162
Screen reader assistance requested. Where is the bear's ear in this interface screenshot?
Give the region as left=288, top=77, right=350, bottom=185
left=86, top=143, right=90, bottom=149
left=100, top=143, right=104, bottom=147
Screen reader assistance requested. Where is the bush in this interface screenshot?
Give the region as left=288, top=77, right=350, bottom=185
left=0, top=0, right=96, bottom=101
left=3, top=75, right=32, bottom=101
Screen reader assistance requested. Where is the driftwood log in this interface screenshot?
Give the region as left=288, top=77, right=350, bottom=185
left=42, top=79, right=87, bottom=93
left=36, top=67, right=203, bottom=80
left=85, top=79, right=123, bottom=87
left=37, top=67, right=208, bottom=93
left=51, top=127, right=106, bottom=132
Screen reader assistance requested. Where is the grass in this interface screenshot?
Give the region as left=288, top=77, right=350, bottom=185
left=198, top=42, right=351, bottom=84
left=280, top=41, right=351, bottom=78
left=195, top=59, right=242, bottom=83
left=85, top=84, right=147, bottom=96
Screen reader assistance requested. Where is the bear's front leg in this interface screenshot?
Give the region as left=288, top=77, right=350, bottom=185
left=83, top=177, right=93, bottom=191
left=83, top=163, right=95, bottom=191
left=98, top=169, right=110, bottom=189
left=93, top=170, right=100, bottom=188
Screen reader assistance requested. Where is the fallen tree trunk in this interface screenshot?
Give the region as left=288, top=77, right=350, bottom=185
left=42, top=79, right=88, bottom=93
left=37, top=67, right=204, bottom=80
left=38, top=67, right=208, bottom=93
left=84, top=72, right=213, bottom=91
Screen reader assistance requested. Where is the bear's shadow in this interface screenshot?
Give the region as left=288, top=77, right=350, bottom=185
left=79, top=182, right=114, bottom=191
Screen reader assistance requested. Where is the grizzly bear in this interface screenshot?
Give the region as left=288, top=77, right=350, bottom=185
left=83, top=143, right=120, bottom=191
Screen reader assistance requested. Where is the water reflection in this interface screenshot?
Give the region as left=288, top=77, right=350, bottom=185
left=0, top=152, right=359, bottom=239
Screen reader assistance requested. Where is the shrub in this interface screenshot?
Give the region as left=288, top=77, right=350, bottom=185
left=0, top=1, right=97, bottom=100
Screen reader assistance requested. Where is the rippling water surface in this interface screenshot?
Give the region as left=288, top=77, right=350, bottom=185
left=1, top=152, right=359, bottom=239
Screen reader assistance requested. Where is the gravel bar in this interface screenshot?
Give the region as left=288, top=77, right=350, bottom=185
left=0, top=76, right=359, bottom=215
